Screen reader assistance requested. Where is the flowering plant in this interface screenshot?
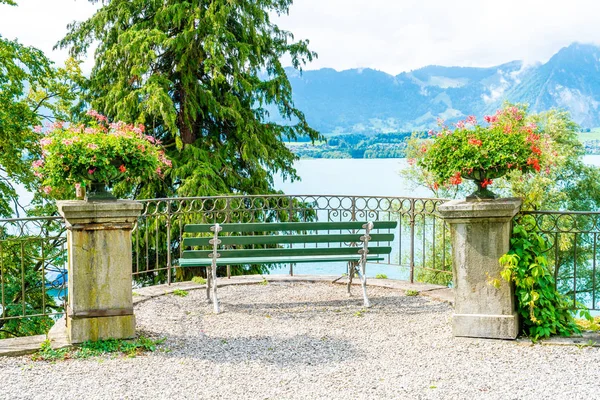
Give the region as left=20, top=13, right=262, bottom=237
left=33, top=110, right=171, bottom=199
left=416, top=105, right=550, bottom=199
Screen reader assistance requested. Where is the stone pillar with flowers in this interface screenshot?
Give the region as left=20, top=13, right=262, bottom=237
left=57, top=200, right=143, bottom=343
left=34, top=111, right=171, bottom=343
left=417, top=105, right=548, bottom=339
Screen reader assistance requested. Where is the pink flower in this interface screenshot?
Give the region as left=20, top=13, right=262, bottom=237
left=465, top=115, right=477, bottom=125
left=87, top=109, right=108, bottom=123
left=40, top=138, right=52, bottom=147
left=33, top=125, right=43, bottom=133
left=407, top=158, right=416, bottom=166
left=454, top=120, right=465, bottom=129
left=88, top=168, right=96, bottom=175
left=75, top=183, right=81, bottom=190
left=145, top=135, right=156, bottom=143
left=32, top=159, right=44, bottom=169
left=42, top=186, right=52, bottom=194
left=484, top=115, right=498, bottom=124
left=34, top=171, right=43, bottom=178
left=428, top=129, right=437, bottom=136
left=62, top=139, right=74, bottom=146
left=87, top=143, right=99, bottom=149
left=50, top=121, right=64, bottom=130
left=162, top=158, right=172, bottom=167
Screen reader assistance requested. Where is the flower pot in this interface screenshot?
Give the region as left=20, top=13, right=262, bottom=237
left=85, top=181, right=117, bottom=201
left=463, top=169, right=505, bottom=200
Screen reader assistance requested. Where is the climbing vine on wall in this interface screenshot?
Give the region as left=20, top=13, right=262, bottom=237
left=499, top=215, right=591, bottom=340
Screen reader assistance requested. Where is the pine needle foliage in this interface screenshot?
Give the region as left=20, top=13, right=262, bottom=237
left=58, top=0, right=321, bottom=198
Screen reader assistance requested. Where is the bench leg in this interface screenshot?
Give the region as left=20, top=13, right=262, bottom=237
left=347, top=261, right=354, bottom=296
left=211, top=265, right=220, bottom=314
left=358, top=260, right=370, bottom=308
left=206, top=269, right=211, bottom=303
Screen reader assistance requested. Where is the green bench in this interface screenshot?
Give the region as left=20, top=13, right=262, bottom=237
left=179, top=221, right=397, bottom=313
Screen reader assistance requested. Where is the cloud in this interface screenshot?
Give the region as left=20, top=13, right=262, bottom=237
left=3, top=0, right=600, bottom=75
left=274, top=0, right=600, bottom=74
left=0, top=0, right=99, bottom=68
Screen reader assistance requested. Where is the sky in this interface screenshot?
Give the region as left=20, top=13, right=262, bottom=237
left=2, top=0, right=600, bottom=75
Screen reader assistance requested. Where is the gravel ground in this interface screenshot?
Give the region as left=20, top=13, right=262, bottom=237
left=2, top=282, right=600, bottom=400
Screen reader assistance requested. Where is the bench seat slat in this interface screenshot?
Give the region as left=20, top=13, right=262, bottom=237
left=179, top=254, right=385, bottom=267
left=182, top=246, right=392, bottom=259
left=183, top=221, right=397, bottom=233
left=182, top=233, right=395, bottom=247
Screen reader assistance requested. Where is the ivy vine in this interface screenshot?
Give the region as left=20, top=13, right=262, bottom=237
left=499, top=215, right=591, bottom=340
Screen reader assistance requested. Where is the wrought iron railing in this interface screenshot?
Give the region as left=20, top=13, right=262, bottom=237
left=133, top=195, right=453, bottom=286
left=6, top=196, right=600, bottom=336
left=0, top=216, right=67, bottom=339
left=520, top=210, right=600, bottom=310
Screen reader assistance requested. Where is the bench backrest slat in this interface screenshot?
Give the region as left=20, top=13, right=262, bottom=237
left=181, top=246, right=393, bottom=259
left=183, top=221, right=397, bottom=233
left=182, top=233, right=395, bottom=247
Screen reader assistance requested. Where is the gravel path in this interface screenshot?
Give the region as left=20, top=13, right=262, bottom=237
left=2, top=282, right=600, bottom=399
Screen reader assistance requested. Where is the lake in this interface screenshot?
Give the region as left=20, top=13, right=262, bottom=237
left=271, top=156, right=600, bottom=278
left=274, top=155, right=600, bottom=197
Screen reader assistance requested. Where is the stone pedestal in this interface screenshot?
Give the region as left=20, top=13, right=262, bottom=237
left=57, top=200, right=143, bottom=343
left=437, top=198, right=522, bottom=339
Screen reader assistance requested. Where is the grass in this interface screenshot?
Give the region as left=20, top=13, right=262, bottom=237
left=191, top=276, right=206, bottom=285
left=405, top=289, right=419, bottom=296
left=172, top=289, right=189, bottom=297
left=375, top=274, right=388, bottom=279
left=31, top=336, right=166, bottom=362
left=354, top=309, right=367, bottom=317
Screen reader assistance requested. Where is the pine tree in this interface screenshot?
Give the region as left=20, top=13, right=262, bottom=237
left=59, top=0, right=320, bottom=197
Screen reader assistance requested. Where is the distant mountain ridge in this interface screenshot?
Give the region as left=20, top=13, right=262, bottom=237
left=285, top=43, right=600, bottom=132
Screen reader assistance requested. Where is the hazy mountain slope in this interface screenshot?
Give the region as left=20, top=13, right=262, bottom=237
left=287, top=43, right=600, bottom=132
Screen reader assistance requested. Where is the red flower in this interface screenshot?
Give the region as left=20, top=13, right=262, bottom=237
left=526, top=133, right=540, bottom=143
left=119, top=164, right=127, bottom=173
left=481, top=178, right=493, bottom=188
left=449, top=172, right=462, bottom=185
left=468, top=138, right=482, bottom=146
left=530, top=145, right=542, bottom=155
left=421, top=146, right=428, bottom=153
left=527, top=158, right=541, bottom=172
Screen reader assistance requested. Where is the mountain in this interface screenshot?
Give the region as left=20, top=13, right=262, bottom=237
left=284, top=43, right=600, bottom=133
